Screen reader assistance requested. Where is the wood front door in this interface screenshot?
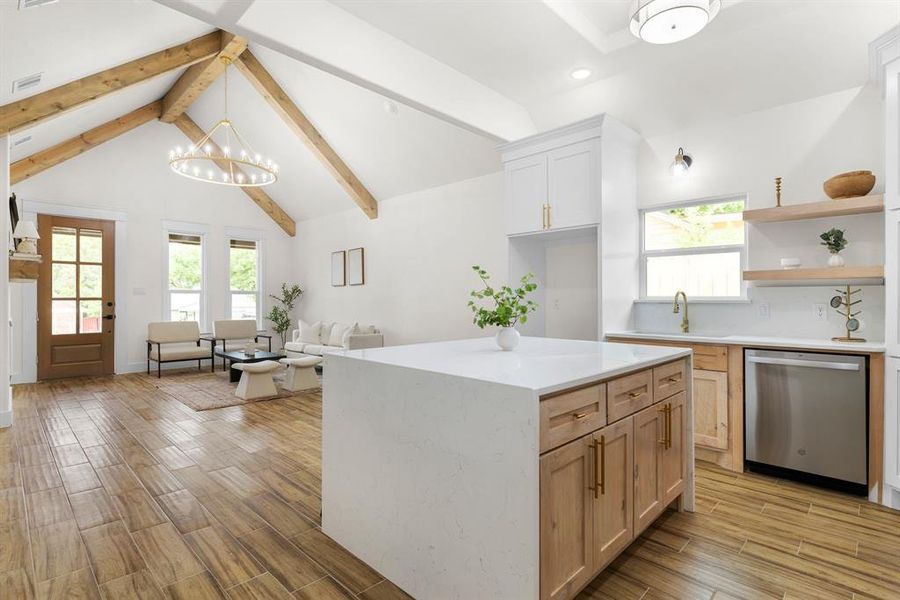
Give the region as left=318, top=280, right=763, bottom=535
left=37, top=215, right=115, bottom=379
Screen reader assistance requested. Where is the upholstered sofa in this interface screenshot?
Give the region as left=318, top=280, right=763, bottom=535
left=284, top=320, right=383, bottom=358
left=209, top=319, right=273, bottom=370
left=146, top=321, right=213, bottom=377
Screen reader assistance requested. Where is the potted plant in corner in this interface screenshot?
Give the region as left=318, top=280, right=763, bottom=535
left=468, top=265, right=538, bottom=351
left=265, top=283, right=304, bottom=349
left=820, top=228, right=848, bottom=267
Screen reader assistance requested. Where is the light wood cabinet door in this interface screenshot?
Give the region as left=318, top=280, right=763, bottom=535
left=540, top=435, right=594, bottom=600
left=632, top=403, right=663, bottom=534
left=547, top=141, right=597, bottom=230
left=693, top=369, right=729, bottom=450
left=505, top=154, right=548, bottom=235
left=662, top=392, right=687, bottom=505
left=592, top=418, right=633, bottom=570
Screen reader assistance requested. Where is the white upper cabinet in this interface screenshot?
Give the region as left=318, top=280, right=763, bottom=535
left=547, top=141, right=598, bottom=231
left=505, top=153, right=548, bottom=236
left=499, top=116, right=632, bottom=237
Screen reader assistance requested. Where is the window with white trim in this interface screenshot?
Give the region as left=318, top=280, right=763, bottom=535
left=228, top=238, right=260, bottom=325
left=641, top=197, right=746, bottom=299
left=167, top=232, right=205, bottom=323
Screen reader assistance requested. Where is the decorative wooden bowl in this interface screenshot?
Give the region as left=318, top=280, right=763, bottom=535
left=823, top=170, right=876, bottom=199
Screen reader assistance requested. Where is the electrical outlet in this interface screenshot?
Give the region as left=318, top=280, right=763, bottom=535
left=553, top=299, right=560, bottom=310
left=813, top=303, right=827, bottom=321
left=757, top=302, right=770, bottom=320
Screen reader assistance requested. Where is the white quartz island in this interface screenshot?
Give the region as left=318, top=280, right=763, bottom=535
left=322, top=337, right=694, bottom=600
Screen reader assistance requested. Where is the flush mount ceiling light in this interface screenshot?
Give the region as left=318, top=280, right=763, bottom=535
left=570, top=68, right=592, bottom=80
left=168, top=58, right=278, bottom=187
left=671, top=147, right=692, bottom=177
left=630, top=0, right=720, bottom=45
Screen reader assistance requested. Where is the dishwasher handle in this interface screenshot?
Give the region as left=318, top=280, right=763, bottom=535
left=747, top=356, right=860, bottom=371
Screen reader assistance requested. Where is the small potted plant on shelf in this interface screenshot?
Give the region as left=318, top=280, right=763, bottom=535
left=820, top=228, right=848, bottom=267
left=468, top=265, right=538, bottom=351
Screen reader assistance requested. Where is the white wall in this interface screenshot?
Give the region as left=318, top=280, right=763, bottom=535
left=633, top=85, right=886, bottom=339
left=294, top=172, right=507, bottom=346
left=11, top=121, right=296, bottom=375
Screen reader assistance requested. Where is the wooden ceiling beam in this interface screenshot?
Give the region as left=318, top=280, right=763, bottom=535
left=172, top=113, right=296, bottom=237
left=160, top=33, right=248, bottom=123
left=11, top=101, right=162, bottom=185
left=0, top=31, right=222, bottom=134
left=234, top=50, right=378, bottom=219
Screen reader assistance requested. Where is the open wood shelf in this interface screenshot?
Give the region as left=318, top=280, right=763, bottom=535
left=9, top=257, right=40, bottom=282
left=742, top=194, right=883, bottom=223
left=743, top=265, right=884, bottom=284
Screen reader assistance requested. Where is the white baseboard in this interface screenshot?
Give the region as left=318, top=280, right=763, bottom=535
left=0, top=409, right=11, bottom=428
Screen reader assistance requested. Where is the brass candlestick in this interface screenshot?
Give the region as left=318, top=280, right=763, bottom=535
left=775, top=177, right=782, bottom=207
left=830, top=285, right=866, bottom=342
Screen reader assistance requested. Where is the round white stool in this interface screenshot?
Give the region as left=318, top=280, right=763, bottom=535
left=232, top=360, right=281, bottom=400
left=280, top=356, right=323, bottom=392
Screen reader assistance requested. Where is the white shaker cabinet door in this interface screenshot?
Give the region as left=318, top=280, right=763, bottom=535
left=547, top=140, right=598, bottom=231
left=505, top=153, right=548, bottom=235
left=886, top=357, right=900, bottom=505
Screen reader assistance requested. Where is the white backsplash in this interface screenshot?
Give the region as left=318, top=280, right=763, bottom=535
left=633, top=286, right=885, bottom=341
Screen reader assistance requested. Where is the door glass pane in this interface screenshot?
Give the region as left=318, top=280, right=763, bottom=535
left=51, top=263, right=76, bottom=298
left=79, top=229, right=102, bottom=263
left=80, top=300, right=102, bottom=334
left=52, top=227, right=77, bottom=261
left=52, top=300, right=76, bottom=335
left=230, top=293, right=257, bottom=320
left=170, top=292, right=200, bottom=322
left=80, top=265, right=102, bottom=298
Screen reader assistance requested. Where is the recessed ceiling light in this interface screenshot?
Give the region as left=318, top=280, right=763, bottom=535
left=570, top=68, right=592, bottom=81
left=382, top=99, right=399, bottom=116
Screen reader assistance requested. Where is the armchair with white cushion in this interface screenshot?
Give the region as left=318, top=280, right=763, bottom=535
left=146, top=321, right=214, bottom=378
left=284, top=320, right=383, bottom=358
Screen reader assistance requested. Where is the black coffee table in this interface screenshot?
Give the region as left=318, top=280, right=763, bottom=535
left=215, top=349, right=284, bottom=383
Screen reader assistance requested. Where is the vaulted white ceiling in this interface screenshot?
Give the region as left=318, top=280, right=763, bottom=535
left=3, top=0, right=897, bottom=225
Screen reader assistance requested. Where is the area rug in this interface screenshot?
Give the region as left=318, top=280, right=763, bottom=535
left=143, top=368, right=321, bottom=411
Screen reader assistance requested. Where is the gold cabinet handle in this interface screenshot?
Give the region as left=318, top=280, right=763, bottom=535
left=541, top=204, right=546, bottom=229
left=573, top=412, right=587, bottom=420
left=592, top=437, right=599, bottom=499
left=666, top=404, right=673, bottom=449
left=657, top=406, right=667, bottom=445
left=628, top=390, right=642, bottom=398
left=547, top=203, right=552, bottom=228
left=664, top=376, right=679, bottom=384
left=598, top=435, right=606, bottom=496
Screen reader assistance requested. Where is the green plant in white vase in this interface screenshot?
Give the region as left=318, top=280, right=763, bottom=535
left=820, top=228, right=848, bottom=267
left=468, top=265, right=538, bottom=351
left=265, top=283, right=304, bottom=347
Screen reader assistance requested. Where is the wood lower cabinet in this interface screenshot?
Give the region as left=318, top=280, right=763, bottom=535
left=593, top=418, right=633, bottom=568
left=540, top=436, right=594, bottom=600
left=692, top=369, right=728, bottom=450
left=661, top=392, right=686, bottom=504
left=632, top=403, right=663, bottom=533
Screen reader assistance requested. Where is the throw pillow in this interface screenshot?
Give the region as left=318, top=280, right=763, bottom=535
left=299, top=320, right=321, bottom=344
left=319, top=322, right=335, bottom=345
left=340, top=323, right=360, bottom=347
left=328, top=322, right=352, bottom=347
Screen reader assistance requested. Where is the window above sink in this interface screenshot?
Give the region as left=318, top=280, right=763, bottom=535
left=640, top=195, right=748, bottom=301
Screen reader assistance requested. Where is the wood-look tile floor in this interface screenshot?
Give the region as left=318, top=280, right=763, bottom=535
left=1, top=372, right=898, bottom=599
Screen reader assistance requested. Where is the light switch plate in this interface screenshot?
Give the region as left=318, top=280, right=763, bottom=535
left=757, top=302, right=770, bottom=320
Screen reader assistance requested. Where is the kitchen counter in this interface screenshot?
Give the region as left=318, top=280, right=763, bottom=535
left=331, top=336, right=692, bottom=394
left=605, top=330, right=886, bottom=353
left=321, top=337, right=693, bottom=600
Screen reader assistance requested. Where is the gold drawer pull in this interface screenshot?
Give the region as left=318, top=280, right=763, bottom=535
left=628, top=390, right=643, bottom=398
left=595, top=436, right=606, bottom=497
left=572, top=412, right=588, bottom=420
left=664, top=375, right=680, bottom=383
left=657, top=406, right=667, bottom=445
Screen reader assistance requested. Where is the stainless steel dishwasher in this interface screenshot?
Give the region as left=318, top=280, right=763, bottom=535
left=745, top=348, right=867, bottom=495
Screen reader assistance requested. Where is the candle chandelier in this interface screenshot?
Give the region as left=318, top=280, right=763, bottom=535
left=168, top=57, right=278, bottom=187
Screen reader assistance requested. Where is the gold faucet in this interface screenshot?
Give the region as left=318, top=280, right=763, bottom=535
left=673, top=291, right=689, bottom=333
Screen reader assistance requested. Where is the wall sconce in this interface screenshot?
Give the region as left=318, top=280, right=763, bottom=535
left=671, top=147, right=692, bottom=177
